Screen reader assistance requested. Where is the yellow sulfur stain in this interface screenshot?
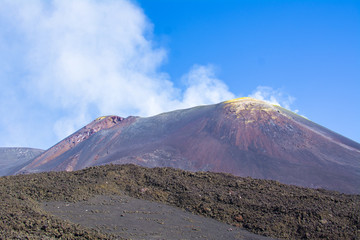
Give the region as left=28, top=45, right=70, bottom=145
left=96, top=116, right=107, bottom=121
left=223, top=97, right=257, bottom=103
left=225, top=97, right=280, bottom=108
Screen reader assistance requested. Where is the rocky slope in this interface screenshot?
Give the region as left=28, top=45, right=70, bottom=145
left=1, top=164, right=359, bottom=239
left=14, top=98, right=360, bottom=194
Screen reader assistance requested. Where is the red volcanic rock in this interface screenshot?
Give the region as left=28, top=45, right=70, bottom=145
left=15, top=116, right=135, bottom=173
left=15, top=98, right=360, bottom=194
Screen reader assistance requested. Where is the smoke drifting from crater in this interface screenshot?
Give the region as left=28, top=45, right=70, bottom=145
left=0, top=0, right=294, bottom=147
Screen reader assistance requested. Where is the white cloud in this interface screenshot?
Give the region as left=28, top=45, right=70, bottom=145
left=0, top=0, right=298, bottom=149
left=248, top=86, right=296, bottom=110
left=0, top=0, right=238, bottom=146
left=181, top=65, right=235, bottom=107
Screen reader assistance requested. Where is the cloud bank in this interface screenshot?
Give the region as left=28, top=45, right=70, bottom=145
left=0, top=0, right=294, bottom=148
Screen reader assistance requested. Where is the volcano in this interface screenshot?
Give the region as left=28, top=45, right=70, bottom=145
left=14, top=98, right=360, bottom=194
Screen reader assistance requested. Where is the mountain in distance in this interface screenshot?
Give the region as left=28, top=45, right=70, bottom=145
left=0, top=147, right=44, bottom=176
left=13, top=97, right=360, bottom=194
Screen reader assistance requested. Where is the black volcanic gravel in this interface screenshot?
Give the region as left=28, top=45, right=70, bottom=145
left=42, top=194, right=275, bottom=240
left=0, top=164, right=359, bottom=239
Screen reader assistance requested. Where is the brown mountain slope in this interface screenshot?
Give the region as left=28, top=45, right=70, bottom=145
left=14, top=98, right=360, bottom=194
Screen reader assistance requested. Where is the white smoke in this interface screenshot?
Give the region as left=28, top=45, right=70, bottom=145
left=181, top=65, right=235, bottom=107
left=248, top=86, right=297, bottom=111
left=0, top=0, right=236, bottom=143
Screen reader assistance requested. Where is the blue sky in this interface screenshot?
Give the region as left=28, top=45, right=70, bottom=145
left=0, top=0, right=359, bottom=149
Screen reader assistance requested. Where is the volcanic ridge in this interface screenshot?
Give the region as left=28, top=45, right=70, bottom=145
left=12, top=97, right=360, bottom=194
